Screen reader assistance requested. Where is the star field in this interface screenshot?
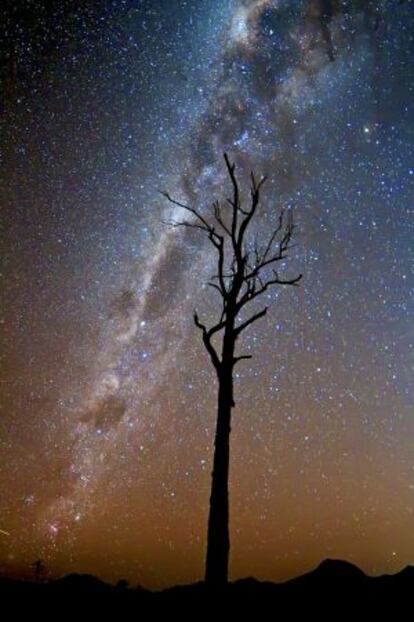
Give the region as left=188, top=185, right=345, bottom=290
left=1, top=0, right=413, bottom=588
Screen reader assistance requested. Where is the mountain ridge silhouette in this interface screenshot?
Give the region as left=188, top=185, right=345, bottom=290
left=1, top=558, right=412, bottom=617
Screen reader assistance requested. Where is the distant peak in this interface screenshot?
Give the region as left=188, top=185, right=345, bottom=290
left=317, top=559, right=366, bottom=577
left=400, top=565, right=414, bottom=577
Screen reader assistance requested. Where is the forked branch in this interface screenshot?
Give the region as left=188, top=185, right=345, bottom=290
left=161, top=153, right=302, bottom=369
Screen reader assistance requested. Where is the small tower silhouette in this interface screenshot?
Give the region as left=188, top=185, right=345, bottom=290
left=31, top=559, right=45, bottom=583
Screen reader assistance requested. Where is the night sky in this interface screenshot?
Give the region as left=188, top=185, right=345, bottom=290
left=1, top=0, right=413, bottom=589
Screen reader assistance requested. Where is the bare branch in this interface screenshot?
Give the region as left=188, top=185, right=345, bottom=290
left=194, top=311, right=221, bottom=371
left=259, top=208, right=285, bottom=265
left=215, top=234, right=228, bottom=298
left=235, top=307, right=268, bottom=335
left=161, top=190, right=230, bottom=299
left=233, top=354, right=253, bottom=365
left=207, top=282, right=223, bottom=296
left=223, top=153, right=240, bottom=243
left=235, top=172, right=267, bottom=257
left=160, top=191, right=214, bottom=236
left=243, top=219, right=297, bottom=281
left=213, top=200, right=232, bottom=237
left=237, top=270, right=302, bottom=312
left=160, top=218, right=211, bottom=236
left=207, top=319, right=227, bottom=337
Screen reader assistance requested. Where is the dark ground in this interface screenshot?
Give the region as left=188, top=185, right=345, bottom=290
left=1, top=559, right=412, bottom=618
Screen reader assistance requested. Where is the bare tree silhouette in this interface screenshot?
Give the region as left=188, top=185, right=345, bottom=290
left=162, top=154, right=302, bottom=588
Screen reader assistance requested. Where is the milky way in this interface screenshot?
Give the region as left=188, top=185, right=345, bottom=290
left=1, top=0, right=413, bottom=588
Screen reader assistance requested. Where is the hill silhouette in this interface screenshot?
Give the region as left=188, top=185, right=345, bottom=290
left=0, top=559, right=411, bottom=617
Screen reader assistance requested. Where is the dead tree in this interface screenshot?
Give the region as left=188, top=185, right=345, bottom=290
left=162, top=154, right=302, bottom=588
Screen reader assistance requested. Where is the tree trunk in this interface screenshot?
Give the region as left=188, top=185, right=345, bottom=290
left=205, top=361, right=234, bottom=587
